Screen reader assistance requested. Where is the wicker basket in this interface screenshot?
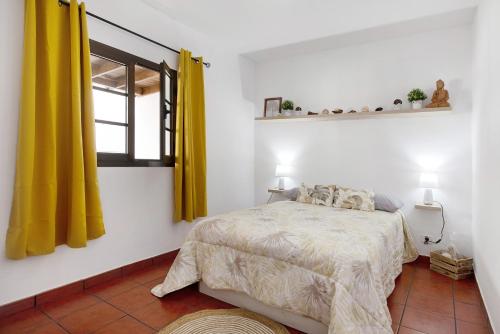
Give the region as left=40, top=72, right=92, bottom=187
left=430, top=249, right=473, bottom=280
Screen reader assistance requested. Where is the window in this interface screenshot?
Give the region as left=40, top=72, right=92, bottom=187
left=90, top=40, right=177, bottom=167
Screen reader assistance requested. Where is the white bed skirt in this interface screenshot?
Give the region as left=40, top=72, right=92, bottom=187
left=199, top=281, right=329, bottom=334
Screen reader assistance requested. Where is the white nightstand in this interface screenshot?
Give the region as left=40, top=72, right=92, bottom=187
left=268, top=188, right=286, bottom=203
left=415, top=202, right=442, bottom=211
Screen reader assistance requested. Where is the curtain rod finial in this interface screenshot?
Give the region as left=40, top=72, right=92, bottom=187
left=205, top=62, right=211, bottom=68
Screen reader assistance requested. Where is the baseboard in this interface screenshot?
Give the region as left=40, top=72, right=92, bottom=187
left=0, top=249, right=179, bottom=318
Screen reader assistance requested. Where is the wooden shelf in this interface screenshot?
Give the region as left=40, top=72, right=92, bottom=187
left=255, top=107, right=452, bottom=122
left=415, top=202, right=442, bottom=210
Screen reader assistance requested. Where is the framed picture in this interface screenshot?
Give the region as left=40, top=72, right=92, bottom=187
left=264, top=97, right=282, bottom=117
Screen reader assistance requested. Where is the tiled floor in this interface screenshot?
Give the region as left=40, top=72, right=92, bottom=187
left=388, top=258, right=493, bottom=334
left=0, top=257, right=492, bottom=334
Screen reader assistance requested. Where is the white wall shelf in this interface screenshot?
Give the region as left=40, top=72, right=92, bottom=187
left=415, top=202, right=442, bottom=210
left=255, top=107, right=452, bottom=122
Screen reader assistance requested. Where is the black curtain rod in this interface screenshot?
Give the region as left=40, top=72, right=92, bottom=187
left=58, top=0, right=211, bottom=68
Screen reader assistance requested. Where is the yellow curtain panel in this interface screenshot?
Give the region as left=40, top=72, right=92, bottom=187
left=5, top=0, right=105, bottom=259
left=174, top=50, right=207, bottom=222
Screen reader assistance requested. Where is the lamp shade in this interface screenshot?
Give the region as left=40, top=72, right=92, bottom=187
left=420, top=173, right=439, bottom=189
left=275, top=165, right=291, bottom=177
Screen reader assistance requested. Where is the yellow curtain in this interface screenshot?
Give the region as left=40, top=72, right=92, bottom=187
left=174, top=50, right=207, bottom=222
left=6, top=0, right=105, bottom=259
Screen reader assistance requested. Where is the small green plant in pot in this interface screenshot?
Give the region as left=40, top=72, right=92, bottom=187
left=281, top=100, right=294, bottom=116
left=407, top=89, right=428, bottom=110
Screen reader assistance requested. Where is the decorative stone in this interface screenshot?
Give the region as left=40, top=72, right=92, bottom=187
left=308, top=111, right=318, bottom=115
left=348, top=110, right=357, bottom=113
left=361, top=106, right=370, bottom=112
left=295, top=106, right=302, bottom=111
left=332, top=108, right=343, bottom=114
left=375, top=107, right=383, bottom=111
left=393, top=99, right=403, bottom=110
left=321, top=109, right=330, bottom=115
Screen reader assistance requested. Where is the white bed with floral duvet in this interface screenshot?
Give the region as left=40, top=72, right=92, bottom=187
left=152, top=200, right=418, bottom=334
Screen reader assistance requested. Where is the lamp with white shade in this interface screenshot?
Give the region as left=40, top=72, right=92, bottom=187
left=275, top=165, right=291, bottom=190
left=420, top=173, right=439, bottom=205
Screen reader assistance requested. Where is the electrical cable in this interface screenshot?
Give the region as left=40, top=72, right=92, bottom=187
left=425, top=201, right=445, bottom=244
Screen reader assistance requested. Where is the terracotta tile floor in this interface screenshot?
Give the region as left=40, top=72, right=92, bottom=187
left=0, top=257, right=493, bottom=334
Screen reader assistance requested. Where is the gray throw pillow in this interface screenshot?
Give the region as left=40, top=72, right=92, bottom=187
left=374, top=193, right=404, bottom=213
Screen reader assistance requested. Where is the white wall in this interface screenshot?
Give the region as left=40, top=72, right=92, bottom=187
left=0, top=0, right=254, bottom=305
left=472, top=0, right=500, bottom=330
left=254, top=25, right=474, bottom=256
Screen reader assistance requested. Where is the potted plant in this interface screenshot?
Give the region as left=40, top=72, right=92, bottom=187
left=407, top=89, right=428, bottom=110
left=281, top=100, right=294, bottom=116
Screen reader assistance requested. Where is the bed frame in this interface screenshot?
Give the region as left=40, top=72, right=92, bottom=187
left=199, top=281, right=329, bottom=334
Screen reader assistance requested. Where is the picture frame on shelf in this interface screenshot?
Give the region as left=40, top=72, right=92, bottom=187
left=264, top=97, right=282, bottom=117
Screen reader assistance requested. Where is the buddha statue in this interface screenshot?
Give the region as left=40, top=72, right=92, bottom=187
left=426, top=79, right=450, bottom=108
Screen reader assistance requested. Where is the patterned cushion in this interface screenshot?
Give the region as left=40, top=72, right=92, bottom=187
left=333, top=187, right=375, bottom=211
left=296, top=183, right=336, bottom=206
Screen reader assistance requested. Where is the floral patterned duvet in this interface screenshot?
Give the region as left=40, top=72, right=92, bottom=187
left=152, top=201, right=418, bottom=333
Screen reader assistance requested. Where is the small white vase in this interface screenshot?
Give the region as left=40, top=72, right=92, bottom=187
left=411, top=100, right=423, bottom=110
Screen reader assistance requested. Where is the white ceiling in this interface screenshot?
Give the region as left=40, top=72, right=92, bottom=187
left=244, top=8, right=476, bottom=61
left=141, top=0, right=478, bottom=54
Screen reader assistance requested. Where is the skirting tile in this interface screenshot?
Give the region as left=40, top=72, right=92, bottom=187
left=0, top=297, right=35, bottom=319
left=84, top=268, right=122, bottom=289
left=152, top=249, right=178, bottom=265
left=36, top=282, right=84, bottom=305
left=122, top=259, right=153, bottom=276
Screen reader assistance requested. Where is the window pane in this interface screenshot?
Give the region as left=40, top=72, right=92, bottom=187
left=135, top=65, right=160, bottom=160
left=90, top=55, right=127, bottom=94
left=164, top=72, right=171, bottom=102
left=93, top=89, right=127, bottom=123
left=165, top=130, right=171, bottom=156
left=95, top=123, right=127, bottom=153
left=165, top=111, right=171, bottom=131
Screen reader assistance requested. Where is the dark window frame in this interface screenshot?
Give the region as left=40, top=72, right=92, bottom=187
left=90, top=40, right=177, bottom=167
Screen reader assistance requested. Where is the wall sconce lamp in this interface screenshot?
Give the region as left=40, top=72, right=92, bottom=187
left=275, top=165, right=291, bottom=190
left=420, top=173, right=439, bottom=205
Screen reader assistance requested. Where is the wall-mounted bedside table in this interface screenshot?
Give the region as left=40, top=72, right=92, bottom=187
left=415, top=202, right=442, bottom=210
left=415, top=201, right=445, bottom=245
left=268, top=188, right=286, bottom=204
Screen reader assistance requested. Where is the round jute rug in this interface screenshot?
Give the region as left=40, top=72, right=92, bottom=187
left=158, top=308, right=290, bottom=334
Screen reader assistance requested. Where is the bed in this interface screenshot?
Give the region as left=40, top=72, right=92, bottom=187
left=151, top=201, right=418, bottom=334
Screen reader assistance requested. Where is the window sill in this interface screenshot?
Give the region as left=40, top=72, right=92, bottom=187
left=97, top=154, right=174, bottom=167
left=97, top=160, right=172, bottom=167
